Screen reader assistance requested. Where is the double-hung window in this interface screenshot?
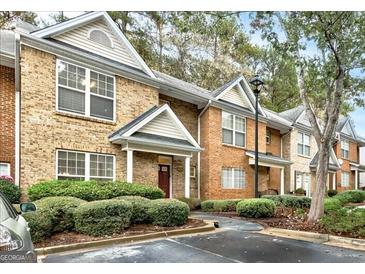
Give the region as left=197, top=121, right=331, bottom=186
left=341, top=172, right=350, bottom=187
left=57, top=150, right=115, bottom=181
left=221, top=168, right=245, bottom=189
left=341, top=139, right=349, bottom=159
left=57, top=60, right=115, bottom=121
left=297, top=132, right=311, bottom=156
left=222, top=112, right=246, bottom=147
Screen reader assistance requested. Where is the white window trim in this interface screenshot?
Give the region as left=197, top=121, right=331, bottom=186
left=0, top=163, right=11, bottom=176
left=341, top=139, right=350, bottom=159
left=190, top=166, right=196, bottom=178
left=56, top=59, right=116, bottom=123
left=297, top=132, right=311, bottom=157
left=222, top=111, right=246, bottom=148
left=341, top=171, right=350, bottom=187
left=87, top=28, right=114, bottom=49
left=221, top=167, right=245, bottom=189
left=56, top=149, right=116, bottom=181
left=266, top=129, right=271, bottom=144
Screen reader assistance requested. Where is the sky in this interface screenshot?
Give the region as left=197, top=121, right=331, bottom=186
left=37, top=11, right=365, bottom=139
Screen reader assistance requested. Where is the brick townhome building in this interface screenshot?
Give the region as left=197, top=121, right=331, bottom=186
left=0, top=12, right=364, bottom=199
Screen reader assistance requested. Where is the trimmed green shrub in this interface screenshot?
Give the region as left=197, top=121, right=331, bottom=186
left=116, top=196, right=151, bottom=223
left=22, top=210, right=53, bottom=243
left=324, top=198, right=343, bottom=213
left=148, top=199, right=189, bottom=226
left=262, top=195, right=311, bottom=208
left=74, top=199, right=133, bottom=236
left=236, top=198, right=276, bottom=218
left=201, top=199, right=242, bottom=212
left=34, top=196, right=86, bottom=232
left=320, top=208, right=365, bottom=237
left=201, top=200, right=215, bottom=211
left=28, top=180, right=165, bottom=201
left=294, top=188, right=306, bottom=195
left=335, top=190, right=365, bottom=204
left=327, top=189, right=338, bottom=197
left=0, top=179, right=21, bottom=204
left=177, top=197, right=201, bottom=210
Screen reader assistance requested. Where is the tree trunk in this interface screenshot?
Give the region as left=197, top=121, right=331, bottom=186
left=307, top=141, right=330, bottom=223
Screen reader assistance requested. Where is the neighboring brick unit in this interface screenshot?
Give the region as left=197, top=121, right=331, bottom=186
left=200, top=106, right=268, bottom=200
left=0, top=65, right=15, bottom=179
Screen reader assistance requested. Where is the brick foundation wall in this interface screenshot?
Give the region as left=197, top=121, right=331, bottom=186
left=0, top=65, right=15, bottom=179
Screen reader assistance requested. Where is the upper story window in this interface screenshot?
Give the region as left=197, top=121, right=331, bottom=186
left=88, top=29, right=113, bottom=48
left=297, top=132, right=310, bottom=156
left=222, top=111, right=246, bottom=147
left=341, top=139, right=350, bottom=159
left=266, top=129, right=271, bottom=144
left=57, top=60, right=115, bottom=121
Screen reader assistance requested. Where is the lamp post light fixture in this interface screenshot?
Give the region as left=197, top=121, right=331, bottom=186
left=249, top=74, right=264, bottom=198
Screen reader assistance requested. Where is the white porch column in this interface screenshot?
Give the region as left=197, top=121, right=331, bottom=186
left=332, top=173, right=336, bottom=190
left=355, top=169, right=358, bottom=190
left=127, top=150, right=133, bottom=183
left=280, top=168, right=285, bottom=195
left=184, top=156, right=190, bottom=198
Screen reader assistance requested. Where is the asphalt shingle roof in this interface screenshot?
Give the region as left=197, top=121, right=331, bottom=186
left=309, top=153, right=340, bottom=171
left=279, top=105, right=305, bottom=122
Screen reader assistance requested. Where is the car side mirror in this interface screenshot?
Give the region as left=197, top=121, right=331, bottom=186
left=20, top=202, right=36, bottom=213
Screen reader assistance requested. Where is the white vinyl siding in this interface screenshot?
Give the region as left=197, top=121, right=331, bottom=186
left=297, top=132, right=311, bottom=156
left=341, top=172, right=350, bottom=187
left=57, top=60, right=115, bottom=121
left=221, top=168, right=245, bottom=189
left=0, top=163, right=10, bottom=176
left=341, top=139, right=350, bottom=159
left=54, top=19, right=141, bottom=70
left=138, top=111, right=186, bottom=140
left=57, top=150, right=115, bottom=181
left=221, top=86, right=251, bottom=108
left=222, top=111, right=246, bottom=147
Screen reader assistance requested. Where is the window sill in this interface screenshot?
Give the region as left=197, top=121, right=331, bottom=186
left=297, top=154, right=312, bottom=159
left=56, top=111, right=117, bottom=125
left=222, top=143, right=246, bottom=150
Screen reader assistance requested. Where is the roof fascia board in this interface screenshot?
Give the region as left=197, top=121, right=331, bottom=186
left=342, top=119, right=356, bottom=138
left=32, top=12, right=102, bottom=38
left=236, top=81, right=256, bottom=113
left=240, top=76, right=266, bottom=117
left=122, top=137, right=202, bottom=152
left=215, top=77, right=242, bottom=99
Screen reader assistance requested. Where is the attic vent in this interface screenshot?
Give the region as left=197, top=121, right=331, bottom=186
left=89, top=29, right=112, bottom=48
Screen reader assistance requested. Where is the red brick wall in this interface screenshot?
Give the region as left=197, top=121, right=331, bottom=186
left=266, top=127, right=282, bottom=191
left=200, top=106, right=267, bottom=200
left=0, top=65, right=15, bottom=179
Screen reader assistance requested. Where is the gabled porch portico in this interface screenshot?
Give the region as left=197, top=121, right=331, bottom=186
left=109, top=104, right=202, bottom=198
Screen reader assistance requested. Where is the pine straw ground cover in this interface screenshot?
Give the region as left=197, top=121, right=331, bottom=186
left=208, top=207, right=365, bottom=239
left=35, top=218, right=205, bottom=248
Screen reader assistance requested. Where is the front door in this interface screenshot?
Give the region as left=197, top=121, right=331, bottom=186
left=158, top=165, right=170, bottom=198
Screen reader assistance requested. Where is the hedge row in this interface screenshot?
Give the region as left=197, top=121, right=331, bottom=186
left=28, top=180, right=165, bottom=201
left=201, top=199, right=242, bottom=212
left=236, top=198, right=276, bottom=218
left=334, top=190, right=365, bottom=204
left=0, top=177, right=21, bottom=203
left=23, top=196, right=189, bottom=242
left=261, top=195, right=311, bottom=208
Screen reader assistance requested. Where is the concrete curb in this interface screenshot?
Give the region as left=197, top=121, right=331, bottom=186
left=261, top=227, right=365, bottom=250
left=35, top=219, right=215, bottom=256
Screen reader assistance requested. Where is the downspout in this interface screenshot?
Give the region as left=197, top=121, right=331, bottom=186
left=14, top=33, right=21, bottom=187
left=197, top=100, right=211, bottom=199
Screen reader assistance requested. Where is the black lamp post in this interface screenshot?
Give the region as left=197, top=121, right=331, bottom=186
left=249, top=75, right=264, bottom=198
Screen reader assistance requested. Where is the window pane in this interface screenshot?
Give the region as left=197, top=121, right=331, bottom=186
left=234, top=169, right=245, bottom=188
left=304, top=145, right=310, bottom=156
left=297, top=144, right=303, bottom=155
left=222, top=129, right=233, bottom=144
left=0, top=164, right=10, bottom=176
left=221, top=168, right=232, bottom=188
left=57, top=151, right=85, bottom=179
left=235, top=116, right=245, bottom=132
left=90, top=95, right=114, bottom=120
left=90, top=71, right=114, bottom=98
left=89, top=154, right=113, bottom=179
left=235, top=132, right=245, bottom=147
left=303, top=134, right=310, bottom=145
left=58, top=87, right=85, bottom=114
left=222, top=112, right=233, bottom=129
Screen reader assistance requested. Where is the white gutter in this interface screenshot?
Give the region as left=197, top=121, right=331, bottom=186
left=14, top=33, right=20, bottom=186
left=197, top=100, right=211, bottom=199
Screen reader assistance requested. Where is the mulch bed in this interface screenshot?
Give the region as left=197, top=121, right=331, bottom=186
left=35, top=218, right=205, bottom=248
left=203, top=207, right=365, bottom=239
